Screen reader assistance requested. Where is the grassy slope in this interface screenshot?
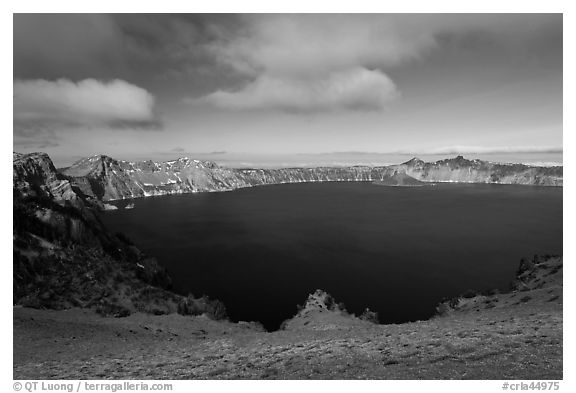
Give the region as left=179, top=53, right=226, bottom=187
left=13, top=258, right=562, bottom=380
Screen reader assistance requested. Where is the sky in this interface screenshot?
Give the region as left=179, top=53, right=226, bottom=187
left=13, top=14, right=563, bottom=167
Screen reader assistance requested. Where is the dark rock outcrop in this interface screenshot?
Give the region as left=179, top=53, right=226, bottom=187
left=280, top=290, right=378, bottom=331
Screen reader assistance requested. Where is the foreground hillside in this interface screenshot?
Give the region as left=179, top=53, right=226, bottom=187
left=58, top=153, right=562, bottom=202
left=14, top=256, right=562, bottom=379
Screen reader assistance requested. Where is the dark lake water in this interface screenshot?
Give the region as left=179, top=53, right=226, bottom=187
left=102, top=182, right=562, bottom=330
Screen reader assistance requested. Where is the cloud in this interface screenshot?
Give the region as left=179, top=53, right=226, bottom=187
left=197, top=14, right=562, bottom=114
left=199, top=15, right=430, bottom=113
left=14, top=78, right=158, bottom=132
left=14, top=14, right=561, bottom=116
left=202, top=68, right=398, bottom=113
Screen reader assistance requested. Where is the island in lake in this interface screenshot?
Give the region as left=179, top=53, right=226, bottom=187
left=372, top=171, right=428, bottom=187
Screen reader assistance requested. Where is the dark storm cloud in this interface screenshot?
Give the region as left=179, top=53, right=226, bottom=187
left=12, top=14, right=251, bottom=155
left=13, top=14, right=245, bottom=92
left=14, top=13, right=562, bottom=106
left=13, top=14, right=126, bottom=80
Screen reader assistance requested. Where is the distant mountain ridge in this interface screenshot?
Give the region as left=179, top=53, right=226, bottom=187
left=399, top=155, right=562, bottom=186
left=53, top=153, right=562, bottom=202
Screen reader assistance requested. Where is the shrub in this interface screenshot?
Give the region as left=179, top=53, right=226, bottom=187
left=95, top=301, right=131, bottom=317
left=359, top=308, right=379, bottom=323
left=177, top=294, right=228, bottom=320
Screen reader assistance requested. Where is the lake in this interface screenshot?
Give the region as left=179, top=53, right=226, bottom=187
left=102, top=182, right=563, bottom=330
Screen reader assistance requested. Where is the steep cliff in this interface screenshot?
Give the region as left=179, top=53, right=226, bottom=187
left=59, top=154, right=562, bottom=202
left=13, top=152, right=81, bottom=206
left=60, top=155, right=245, bottom=200
left=13, top=152, right=225, bottom=318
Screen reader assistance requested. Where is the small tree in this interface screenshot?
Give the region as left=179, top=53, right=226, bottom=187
left=359, top=308, right=379, bottom=323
